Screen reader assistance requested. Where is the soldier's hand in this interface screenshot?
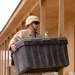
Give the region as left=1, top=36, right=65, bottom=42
left=10, top=44, right=16, bottom=51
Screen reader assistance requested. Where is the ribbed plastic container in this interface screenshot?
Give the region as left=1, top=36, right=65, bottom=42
left=12, top=37, right=69, bottom=75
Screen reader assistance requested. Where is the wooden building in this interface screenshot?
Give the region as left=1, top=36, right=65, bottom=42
left=0, top=0, right=75, bottom=75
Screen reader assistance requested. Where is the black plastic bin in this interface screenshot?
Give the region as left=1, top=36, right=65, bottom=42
left=11, top=37, right=69, bottom=75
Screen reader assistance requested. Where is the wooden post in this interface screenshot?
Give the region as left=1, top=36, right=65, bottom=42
left=0, top=47, right=1, bottom=75
left=58, top=0, right=64, bottom=75
left=39, top=0, right=46, bottom=35
left=4, top=41, right=6, bottom=75
left=1, top=45, right=2, bottom=75
left=0, top=45, right=2, bottom=75
left=58, top=0, right=64, bottom=37
left=2, top=44, right=3, bottom=75
left=7, top=37, right=10, bottom=75
left=74, top=26, right=75, bottom=72
left=39, top=0, right=47, bottom=75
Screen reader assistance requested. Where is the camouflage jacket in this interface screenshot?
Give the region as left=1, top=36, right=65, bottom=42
left=9, top=29, right=44, bottom=48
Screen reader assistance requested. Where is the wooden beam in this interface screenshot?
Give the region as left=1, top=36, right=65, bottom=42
left=29, top=0, right=39, bottom=13
left=74, top=26, right=75, bottom=72
left=1, top=50, right=2, bottom=75
left=58, top=0, right=64, bottom=37
left=0, top=50, right=1, bottom=75
left=39, top=0, right=46, bottom=35
left=58, top=0, right=64, bottom=75
left=2, top=45, right=3, bottom=75
left=0, top=45, right=2, bottom=75
left=4, top=41, right=6, bottom=75
left=7, top=37, right=10, bottom=75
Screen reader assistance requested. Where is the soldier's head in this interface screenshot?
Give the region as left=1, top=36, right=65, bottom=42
left=25, top=15, right=40, bottom=31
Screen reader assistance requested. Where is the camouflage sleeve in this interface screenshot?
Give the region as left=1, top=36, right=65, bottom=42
left=8, top=30, right=23, bottom=49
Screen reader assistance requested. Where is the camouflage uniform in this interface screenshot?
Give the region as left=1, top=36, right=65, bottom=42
left=9, top=29, right=44, bottom=75
left=9, top=29, right=43, bottom=47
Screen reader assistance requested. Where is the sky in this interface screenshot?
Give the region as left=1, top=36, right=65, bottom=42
left=0, top=0, right=20, bottom=32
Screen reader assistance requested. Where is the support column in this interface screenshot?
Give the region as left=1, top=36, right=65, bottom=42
left=39, top=0, right=50, bottom=75
left=1, top=44, right=2, bottom=75
left=7, top=37, right=10, bottom=75
left=0, top=46, right=1, bottom=75
left=39, top=0, right=46, bottom=35
left=2, top=42, right=5, bottom=75
left=58, top=0, right=64, bottom=75
left=74, top=26, right=75, bottom=72
left=58, top=0, right=64, bottom=37
left=0, top=45, right=2, bottom=75
left=2, top=43, right=3, bottom=75
left=4, top=41, right=7, bottom=75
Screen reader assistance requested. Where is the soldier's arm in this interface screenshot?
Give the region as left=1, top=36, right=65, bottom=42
left=8, top=30, right=23, bottom=51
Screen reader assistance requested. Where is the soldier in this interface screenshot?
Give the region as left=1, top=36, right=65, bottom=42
left=9, top=15, right=44, bottom=75
left=9, top=15, right=43, bottom=51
